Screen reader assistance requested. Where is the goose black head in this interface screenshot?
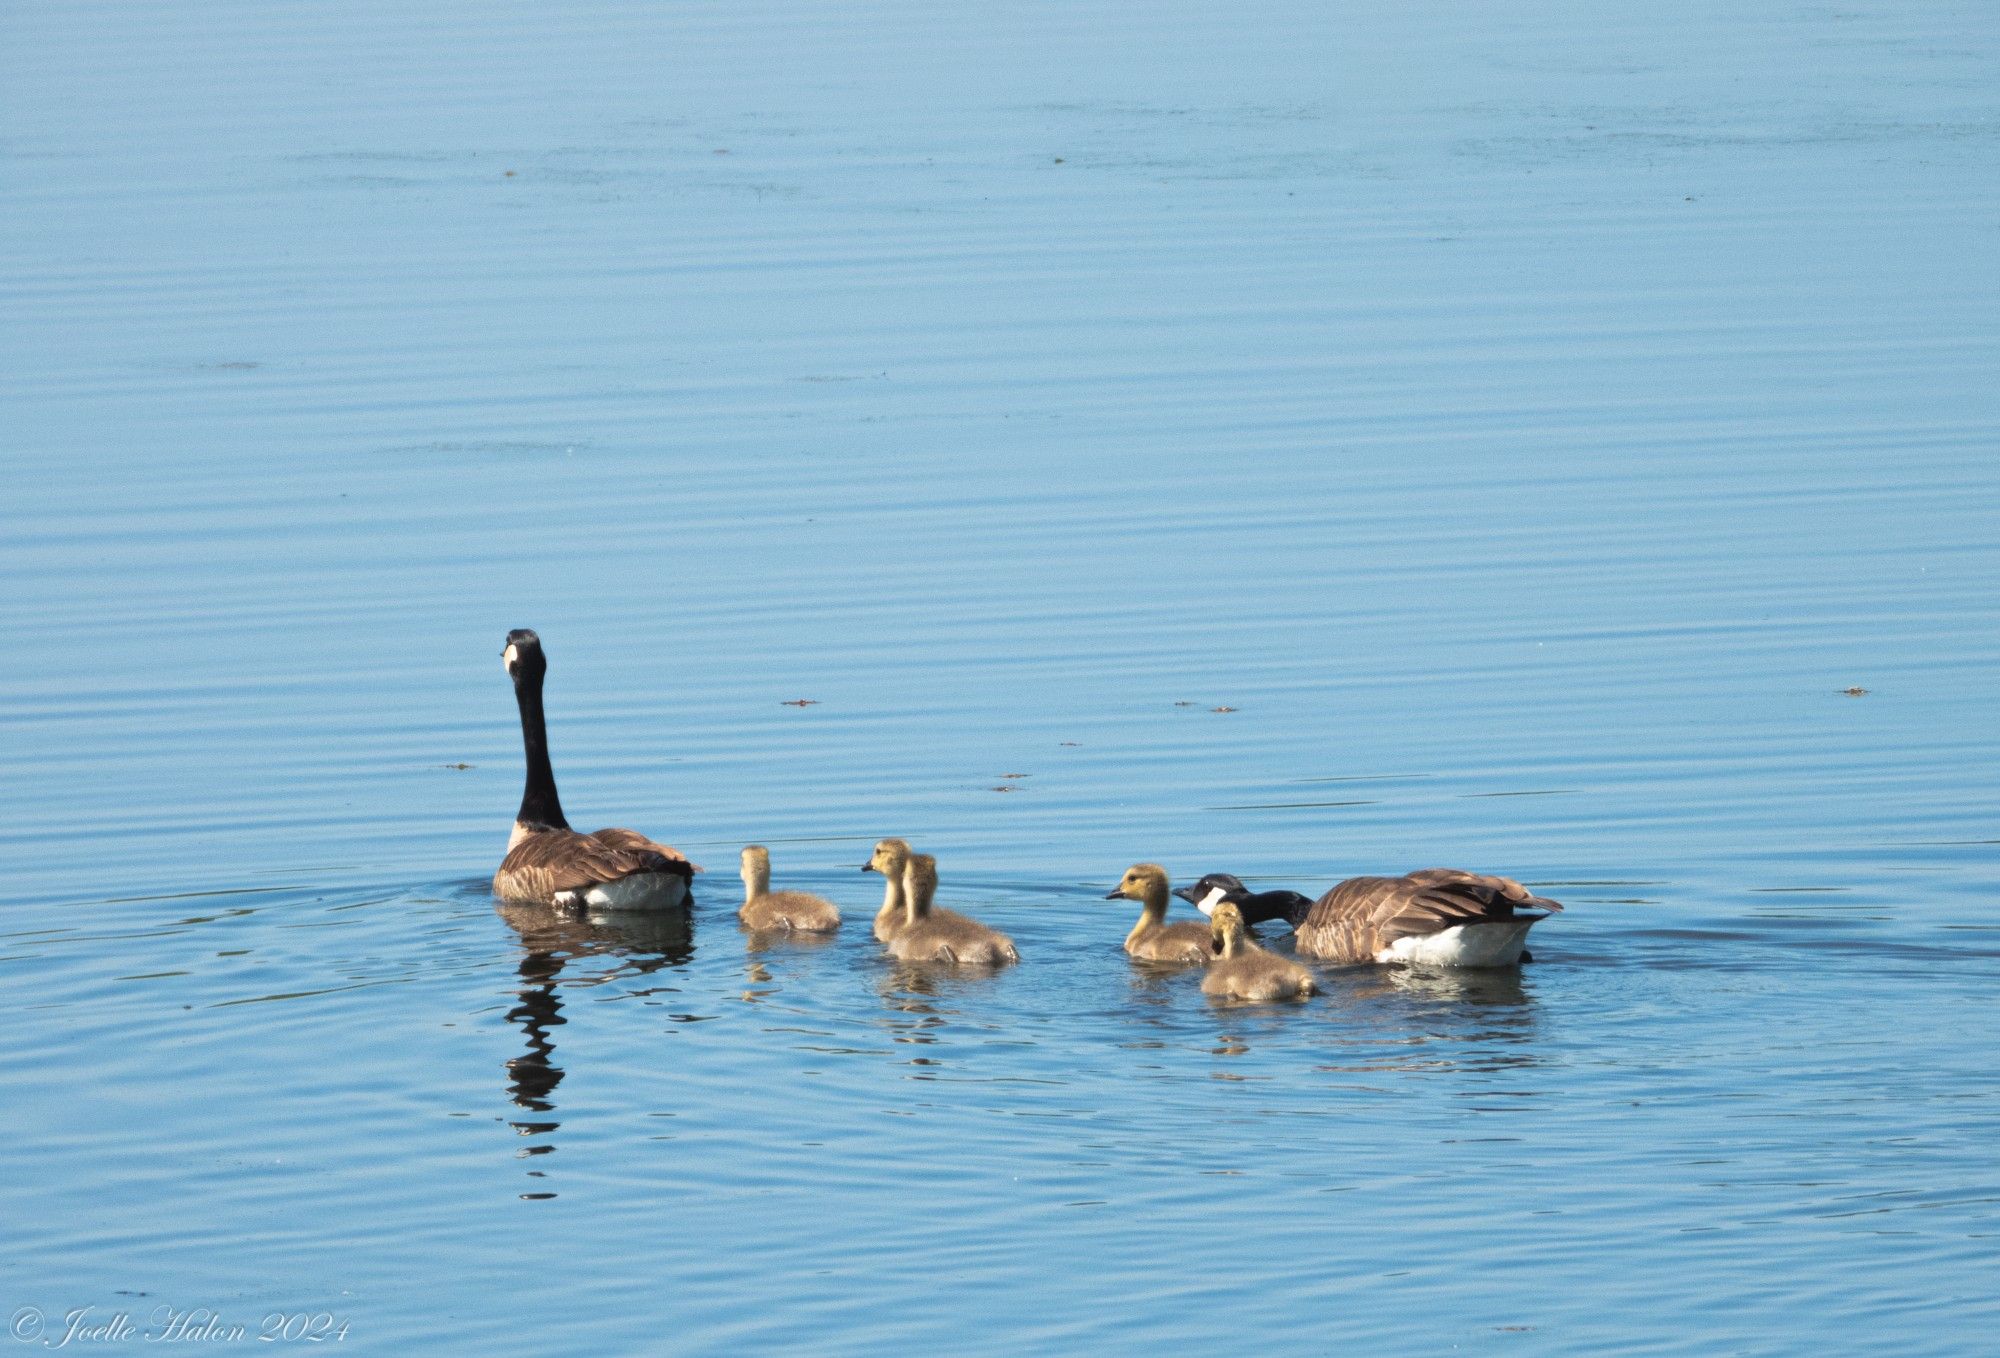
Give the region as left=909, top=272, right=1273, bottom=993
left=1173, top=872, right=1249, bottom=915
left=503, top=628, right=547, bottom=682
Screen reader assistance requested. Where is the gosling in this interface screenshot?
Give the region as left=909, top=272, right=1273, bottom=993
left=1202, top=901, right=1317, bottom=1002
left=889, top=853, right=1019, bottom=966
left=863, top=838, right=914, bottom=941
left=738, top=845, right=841, bottom=933
left=1105, top=863, right=1212, bottom=964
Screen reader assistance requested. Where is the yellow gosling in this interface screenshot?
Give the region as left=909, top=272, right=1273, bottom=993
left=889, top=853, right=1019, bottom=966
left=1202, top=902, right=1316, bottom=1001
left=1104, top=863, right=1211, bottom=964
left=737, top=845, right=840, bottom=933
left=863, top=838, right=914, bottom=941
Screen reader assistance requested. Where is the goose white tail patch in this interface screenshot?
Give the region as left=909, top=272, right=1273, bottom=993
left=1196, top=887, right=1229, bottom=918
left=559, top=874, right=688, bottom=912
left=1376, top=920, right=1535, bottom=968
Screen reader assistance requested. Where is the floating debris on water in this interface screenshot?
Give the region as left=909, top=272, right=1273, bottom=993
left=780, top=699, right=820, bottom=707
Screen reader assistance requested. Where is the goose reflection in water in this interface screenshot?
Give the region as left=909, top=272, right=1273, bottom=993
left=1307, top=961, right=1544, bottom=1075
left=495, top=902, right=695, bottom=1147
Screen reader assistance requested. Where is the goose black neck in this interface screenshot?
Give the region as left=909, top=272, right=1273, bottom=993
left=1236, top=889, right=1314, bottom=929
left=513, top=669, right=569, bottom=831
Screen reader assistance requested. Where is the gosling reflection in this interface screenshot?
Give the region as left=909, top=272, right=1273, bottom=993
left=744, top=926, right=838, bottom=958
left=874, top=961, right=952, bottom=1048
left=495, top=901, right=695, bottom=1143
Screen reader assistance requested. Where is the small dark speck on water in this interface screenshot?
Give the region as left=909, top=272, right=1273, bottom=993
left=990, top=785, right=1020, bottom=793
left=999, top=773, right=1029, bottom=779
left=1843, top=687, right=1869, bottom=696
left=440, top=763, right=473, bottom=770
left=781, top=699, right=820, bottom=707
left=1211, top=706, right=1237, bottom=713
left=503, top=170, right=515, bottom=177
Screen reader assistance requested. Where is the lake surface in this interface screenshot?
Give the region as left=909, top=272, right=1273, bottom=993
left=4, top=1, right=1998, bottom=1352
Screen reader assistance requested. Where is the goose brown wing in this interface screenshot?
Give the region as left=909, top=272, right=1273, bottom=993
left=1307, top=874, right=1479, bottom=935
left=587, top=827, right=701, bottom=874
left=1300, top=871, right=1560, bottom=959
left=498, top=828, right=691, bottom=899
left=1402, top=868, right=1561, bottom=916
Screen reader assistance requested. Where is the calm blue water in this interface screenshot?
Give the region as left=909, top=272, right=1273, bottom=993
left=4, top=1, right=1998, bottom=1352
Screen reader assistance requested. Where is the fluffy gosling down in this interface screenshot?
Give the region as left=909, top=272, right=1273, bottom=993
left=889, top=853, right=1019, bottom=966
left=1202, top=902, right=1317, bottom=1002
left=862, top=838, right=914, bottom=941
left=737, top=845, right=841, bottom=933
left=1105, top=864, right=1213, bottom=964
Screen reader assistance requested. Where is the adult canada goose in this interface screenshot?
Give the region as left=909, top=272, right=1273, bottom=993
left=491, top=629, right=697, bottom=910
left=1181, top=866, right=1560, bottom=966
left=1201, top=902, right=1317, bottom=1001
left=862, top=838, right=914, bottom=941
left=889, top=853, right=1019, bottom=966
left=1104, top=864, right=1212, bottom=964
left=738, top=845, right=841, bottom=933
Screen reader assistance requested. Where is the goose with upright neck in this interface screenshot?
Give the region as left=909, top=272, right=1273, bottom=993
left=1104, top=864, right=1211, bottom=964
left=863, top=838, right=913, bottom=941
left=491, top=629, right=697, bottom=911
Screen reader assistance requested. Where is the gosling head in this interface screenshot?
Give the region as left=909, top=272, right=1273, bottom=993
left=740, top=845, right=771, bottom=889
left=863, top=838, right=912, bottom=875
left=502, top=628, right=546, bottom=683
left=1173, top=872, right=1249, bottom=918
left=903, top=852, right=938, bottom=913
left=1104, top=863, right=1171, bottom=904
left=1210, top=900, right=1248, bottom=955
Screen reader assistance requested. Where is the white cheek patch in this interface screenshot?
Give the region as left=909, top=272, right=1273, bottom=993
left=503, top=644, right=518, bottom=668
left=1196, top=887, right=1229, bottom=917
